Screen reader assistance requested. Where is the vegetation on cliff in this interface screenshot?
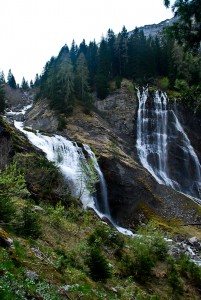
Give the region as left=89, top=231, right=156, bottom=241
left=1, top=106, right=201, bottom=299
left=30, top=21, right=201, bottom=117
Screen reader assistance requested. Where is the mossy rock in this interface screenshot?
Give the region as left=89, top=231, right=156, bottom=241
left=0, top=227, right=13, bottom=247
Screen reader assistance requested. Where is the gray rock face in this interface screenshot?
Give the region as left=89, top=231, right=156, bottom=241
left=95, top=80, right=138, bottom=146
left=24, top=100, right=58, bottom=132
left=23, top=85, right=201, bottom=228
left=99, top=155, right=201, bottom=228
left=129, top=17, right=178, bottom=38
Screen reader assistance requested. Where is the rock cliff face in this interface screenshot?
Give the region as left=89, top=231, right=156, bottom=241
left=129, top=17, right=178, bottom=38
left=23, top=81, right=201, bottom=228
left=94, top=80, right=137, bottom=145
left=24, top=99, right=58, bottom=132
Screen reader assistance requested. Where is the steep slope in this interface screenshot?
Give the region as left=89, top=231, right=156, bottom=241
left=24, top=80, right=201, bottom=229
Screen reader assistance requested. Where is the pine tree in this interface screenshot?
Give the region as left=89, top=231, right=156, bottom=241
left=7, top=69, right=17, bottom=89
left=47, top=52, right=74, bottom=112
left=21, top=77, right=29, bottom=90
left=0, top=71, right=5, bottom=84
left=86, top=40, right=98, bottom=88
left=30, top=80, right=34, bottom=88
left=70, top=39, right=78, bottom=67
left=78, top=39, right=88, bottom=57
left=107, top=29, right=117, bottom=77
left=75, top=53, right=89, bottom=101
left=164, top=0, right=201, bottom=51
left=0, top=84, right=5, bottom=113
left=96, top=38, right=110, bottom=99
left=34, top=73, right=41, bottom=87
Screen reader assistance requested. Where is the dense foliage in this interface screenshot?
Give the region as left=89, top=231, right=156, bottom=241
left=34, top=25, right=201, bottom=114
left=164, top=0, right=201, bottom=51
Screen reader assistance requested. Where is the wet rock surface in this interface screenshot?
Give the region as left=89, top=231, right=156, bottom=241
left=22, top=85, right=201, bottom=228
left=168, top=235, right=201, bottom=265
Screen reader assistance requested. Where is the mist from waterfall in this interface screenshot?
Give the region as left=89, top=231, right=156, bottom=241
left=136, top=88, right=201, bottom=203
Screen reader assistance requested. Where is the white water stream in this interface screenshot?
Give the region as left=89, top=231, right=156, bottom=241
left=10, top=103, right=133, bottom=236
left=136, top=88, right=201, bottom=203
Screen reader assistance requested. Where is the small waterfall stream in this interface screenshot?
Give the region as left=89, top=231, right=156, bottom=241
left=136, top=88, right=201, bottom=202
left=83, top=144, right=111, bottom=216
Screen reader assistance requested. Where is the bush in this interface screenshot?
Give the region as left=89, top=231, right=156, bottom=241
left=132, top=239, right=155, bottom=280
left=167, top=257, right=184, bottom=295
left=86, top=245, right=111, bottom=281
left=121, top=222, right=168, bottom=281
left=48, top=201, right=66, bottom=228
left=174, top=79, right=189, bottom=92
left=158, top=77, right=169, bottom=90
left=137, top=222, right=168, bottom=260
left=178, top=254, right=201, bottom=289
left=17, top=205, right=41, bottom=238
left=0, top=196, right=16, bottom=223
left=87, top=225, right=124, bottom=251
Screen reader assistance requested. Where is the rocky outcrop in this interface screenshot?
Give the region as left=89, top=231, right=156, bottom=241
left=23, top=85, right=201, bottom=228
left=129, top=17, right=178, bottom=38
left=94, top=80, right=138, bottom=146
left=24, top=99, right=58, bottom=132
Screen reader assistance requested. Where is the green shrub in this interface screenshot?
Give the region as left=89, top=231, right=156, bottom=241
left=174, top=79, right=189, bottom=92
left=17, top=205, right=41, bottom=238
left=158, top=77, right=169, bottom=90
left=167, top=257, right=184, bottom=295
left=121, top=222, right=168, bottom=281
left=86, top=245, right=111, bottom=281
left=0, top=162, right=29, bottom=199
left=137, top=221, right=168, bottom=260
left=87, top=225, right=124, bottom=251
left=132, top=239, right=155, bottom=280
left=178, top=254, right=201, bottom=289
left=0, top=196, right=16, bottom=223
left=48, top=202, right=66, bottom=228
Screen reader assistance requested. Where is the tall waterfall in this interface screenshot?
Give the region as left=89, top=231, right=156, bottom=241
left=136, top=88, right=201, bottom=202
left=13, top=112, right=133, bottom=235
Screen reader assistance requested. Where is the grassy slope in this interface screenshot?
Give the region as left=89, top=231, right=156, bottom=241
left=1, top=100, right=201, bottom=299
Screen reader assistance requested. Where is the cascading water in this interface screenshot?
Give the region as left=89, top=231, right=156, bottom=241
left=10, top=104, right=133, bottom=235
left=15, top=121, right=97, bottom=209
left=83, top=144, right=110, bottom=216
left=136, top=88, right=201, bottom=202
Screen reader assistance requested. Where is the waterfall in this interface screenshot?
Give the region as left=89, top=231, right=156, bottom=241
left=11, top=107, right=134, bottom=236
left=83, top=144, right=111, bottom=216
left=14, top=121, right=96, bottom=209
left=136, top=88, right=201, bottom=202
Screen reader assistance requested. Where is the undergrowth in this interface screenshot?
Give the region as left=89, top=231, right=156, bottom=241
left=0, top=154, right=201, bottom=299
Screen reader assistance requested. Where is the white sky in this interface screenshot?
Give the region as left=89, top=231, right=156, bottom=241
left=0, top=0, right=174, bottom=84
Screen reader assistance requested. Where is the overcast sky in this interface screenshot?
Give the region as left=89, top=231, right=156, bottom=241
left=0, top=0, right=174, bottom=84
